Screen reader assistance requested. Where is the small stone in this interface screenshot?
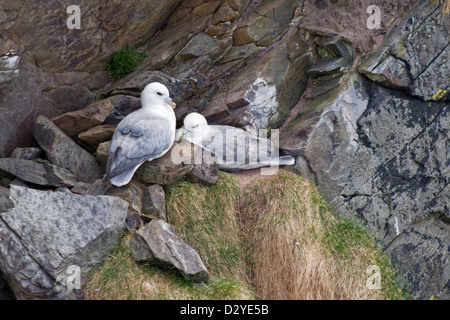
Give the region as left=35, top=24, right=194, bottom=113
left=129, top=219, right=210, bottom=283
left=10, top=147, right=44, bottom=160
left=143, top=184, right=166, bottom=220
left=95, top=141, right=111, bottom=170
left=106, top=180, right=147, bottom=212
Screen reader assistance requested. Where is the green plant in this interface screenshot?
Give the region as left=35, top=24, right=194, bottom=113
left=104, top=45, right=148, bottom=81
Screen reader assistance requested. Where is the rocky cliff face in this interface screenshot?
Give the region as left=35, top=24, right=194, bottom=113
left=0, top=0, right=448, bottom=299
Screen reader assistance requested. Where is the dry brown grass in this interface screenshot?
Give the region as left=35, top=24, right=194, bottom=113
left=85, top=171, right=403, bottom=300
left=237, top=171, right=399, bottom=300
left=166, top=173, right=249, bottom=283
left=85, top=234, right=254, bottom=300
left=433, top=0, right=450, bottom=13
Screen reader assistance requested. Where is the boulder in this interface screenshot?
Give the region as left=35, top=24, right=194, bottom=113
left=0, top=185, right=129, bottom=299
left=0, top=158, right=78, bottom=187
left=128, top=219, right=209, bottom=283
left=33, top=115, right=104, bottom=183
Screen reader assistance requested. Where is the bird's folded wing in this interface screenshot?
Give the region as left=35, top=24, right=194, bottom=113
left=106, top=115, right=173, bottom=179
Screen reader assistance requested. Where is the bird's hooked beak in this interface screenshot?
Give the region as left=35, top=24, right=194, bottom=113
left=179, top=128, right=191, bottom=142
left=166, top=97, right=176, bottom=109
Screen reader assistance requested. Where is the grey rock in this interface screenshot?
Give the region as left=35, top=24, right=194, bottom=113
left=307, top=57, right=347, bottom=77
left=233, top=0, right=301, bottom=47
left=106, top=180, right=148, bottom=213
left=0, top=158, right=78, bottom=187
left=0, top=186, right=12, bottom=213
left=11, top=147, right=44, bottom=160
left=33, top=115, right=103, bottom=183
left=143, top=184, right=167, bottom=220
left=175, top=33, right=219, bottom=61
left=358, top=1, right=450, bottom=101
left=282, top=73, right=450, bottom=300
left=0, top=185, right=129, bottom=300
left=71, top=179, right=111, bottom=196
left=385, top=217, right=450, bottom=300
left=360, top=54, right=411, bottom=90
left=129, top=219, right=209, bottom=283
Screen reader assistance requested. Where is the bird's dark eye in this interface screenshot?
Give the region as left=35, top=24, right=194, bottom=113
left=157, top=92, right=163, bottom=96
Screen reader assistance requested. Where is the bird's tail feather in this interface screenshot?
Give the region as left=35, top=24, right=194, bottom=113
left=277, top=155, right=296, bottom=166
left=109, top=166, right=141, bottom=187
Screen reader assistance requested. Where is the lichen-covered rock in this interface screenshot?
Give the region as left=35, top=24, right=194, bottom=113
left=358, top=1, right=449, bottom=101
left=281, top=73, right=450, bottom=300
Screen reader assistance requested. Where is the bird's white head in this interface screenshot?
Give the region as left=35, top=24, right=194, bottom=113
left=183, top=112, right=208, bottom=130
left=141, top=82, right=176, bottom=110
left=180, top=112, right=208, bottom=142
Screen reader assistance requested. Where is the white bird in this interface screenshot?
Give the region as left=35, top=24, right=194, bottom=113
left=178, top=112, right=296, bottom=171
left=103, top=82, right=176, bottom=186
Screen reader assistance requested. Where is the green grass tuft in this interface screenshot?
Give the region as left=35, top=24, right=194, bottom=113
left=104, top=45, right=148, bottom=81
